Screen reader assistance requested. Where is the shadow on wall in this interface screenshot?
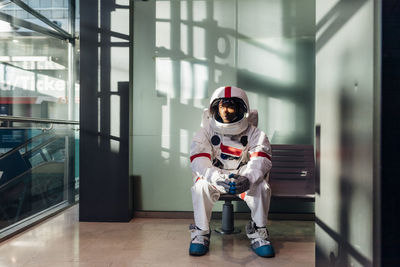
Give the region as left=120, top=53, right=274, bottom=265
left=315, top=86, right=373, bottom=266
left=316, top=0, right=367, bottom=52
left=238, top=0, right=315, bottom=145
left=152, top=0, right=315, bottom=145
left=315, top=0, right=372, bottom=265
left=318, top=86, right=372, bottom=267
left=132, top=0, right=316, bottom=211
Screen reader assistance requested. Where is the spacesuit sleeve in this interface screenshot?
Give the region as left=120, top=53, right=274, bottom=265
left=238, top=127, right=272, bottom=184
left=190, top=128, right=228, bottom=184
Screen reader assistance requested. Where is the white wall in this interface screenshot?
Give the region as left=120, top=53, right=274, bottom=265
left=315, top=0, right=377, bottom=266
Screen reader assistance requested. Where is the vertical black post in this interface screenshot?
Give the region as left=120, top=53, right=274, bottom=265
left=80, top=0, right=132, bottom=222
left=381, top=1, right=400, bottom=266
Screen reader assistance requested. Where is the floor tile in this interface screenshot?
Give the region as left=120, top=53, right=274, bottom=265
left=0, top=206, right=315, bottom=267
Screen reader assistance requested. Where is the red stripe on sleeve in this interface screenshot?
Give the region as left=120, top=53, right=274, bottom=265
left=250, top=152, right=272, bottom=160
left=240, top=192, right=246, bottom=200
left=224, top=86, right=231, bottom=98
left=190, top=153, right=211, bottom=162
left=220, top=143, right=242, bottom=157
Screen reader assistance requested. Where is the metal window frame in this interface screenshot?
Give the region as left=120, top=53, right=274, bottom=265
left=9, top=0, right=72, bottom=40
left=0, top=11, right=69, bottom=41
left=0, top=116, right=79, bottom=125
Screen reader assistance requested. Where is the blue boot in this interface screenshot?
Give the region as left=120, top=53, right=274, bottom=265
left=189, top=224, right=211, bottom=256
left=246, top=220, right=275, bottom=258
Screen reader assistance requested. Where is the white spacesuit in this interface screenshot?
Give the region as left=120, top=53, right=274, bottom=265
left=189, top=86, right=275, bottom=257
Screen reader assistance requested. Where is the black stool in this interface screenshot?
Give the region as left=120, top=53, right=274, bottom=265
left=214, top=194, right=243, bottom=234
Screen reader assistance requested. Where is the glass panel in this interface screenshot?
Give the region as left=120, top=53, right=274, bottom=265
left=0, top=0, right=78, bottom=239
left=75, top=0, right=79, bottom=34
left=0, top=123, right=78, bottom=234
left=0, top=32, right=71, bottom=119
left=133, top=0, right=315, bottom=211
left=0, top=0, right=71, bottom=33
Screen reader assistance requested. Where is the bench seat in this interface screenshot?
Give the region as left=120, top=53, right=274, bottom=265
left=269, top=144, right=315, bottom=199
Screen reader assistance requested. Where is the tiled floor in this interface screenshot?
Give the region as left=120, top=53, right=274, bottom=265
left=0, top=206, right=315, bottom=267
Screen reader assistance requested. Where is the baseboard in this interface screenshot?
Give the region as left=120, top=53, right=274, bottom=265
left=133, top=211, right=315, bottom=221
left=269, top=213, right=315, bottom=221
left=133, top=211, right=193, bottom=219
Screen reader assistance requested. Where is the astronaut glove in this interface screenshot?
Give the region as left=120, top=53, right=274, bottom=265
left=230, top=174, right=250, bottom=194
left=216, top=179, right=233, bottom=194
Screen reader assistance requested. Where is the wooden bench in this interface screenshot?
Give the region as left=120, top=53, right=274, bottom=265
left=216, top=144, right=315, bottom=234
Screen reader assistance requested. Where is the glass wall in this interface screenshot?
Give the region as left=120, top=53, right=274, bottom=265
left=0, top=122, right=77, bottom=235
left=0, top=0, right=79, bottom=120
left=0, top=0, right=79, bottom=239
left=133, top=0, right=315, bottom=211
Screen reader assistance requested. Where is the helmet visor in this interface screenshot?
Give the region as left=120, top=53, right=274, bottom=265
left=210, top=97, right=247, bottom=123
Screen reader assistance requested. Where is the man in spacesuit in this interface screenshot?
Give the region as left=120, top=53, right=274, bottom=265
left=189, top=86, right=275, bottom=258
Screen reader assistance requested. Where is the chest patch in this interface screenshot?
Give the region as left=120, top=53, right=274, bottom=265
left=240, top=136, right=248, bottom=146
left=221, top=153, right=239, bottom=160
left=211, top=135, right=221, bottom=146
left=220, top=143, right=243, bottom=157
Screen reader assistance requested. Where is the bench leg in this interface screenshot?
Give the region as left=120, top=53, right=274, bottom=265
left=215, top=200, right=241, bottom=234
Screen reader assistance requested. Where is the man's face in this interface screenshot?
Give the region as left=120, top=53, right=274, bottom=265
left=218, top=100, right=237, bottom=123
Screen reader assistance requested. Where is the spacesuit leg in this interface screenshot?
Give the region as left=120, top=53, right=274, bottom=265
left=243, top=179, right=271, bottom=227
left=191, top=179, right=221, bottom=231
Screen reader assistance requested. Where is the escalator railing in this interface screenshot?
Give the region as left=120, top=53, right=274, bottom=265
left=0, top=130, right=58, bottom=185
left=0, top=116, right=78, bottom=239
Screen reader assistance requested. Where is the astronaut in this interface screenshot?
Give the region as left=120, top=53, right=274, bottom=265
left=189, top=86, right=275, bottom=257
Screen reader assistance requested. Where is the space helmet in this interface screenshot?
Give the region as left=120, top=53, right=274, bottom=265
left=209, top=86, right=250, bottom=135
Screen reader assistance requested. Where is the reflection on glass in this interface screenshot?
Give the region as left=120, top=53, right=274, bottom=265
left=0, top=125, right=78, bottom=232
left=0, top=0, right=79, bottom=120
left=0, top=1, right=71, bottom=32
left=0, top=34, right=70, bottom=119
left=0, top=128, right=42, bottom=154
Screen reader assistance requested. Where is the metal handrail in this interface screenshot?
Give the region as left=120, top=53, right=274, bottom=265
left=0, top=116, right=79, bottom=125
left=0, top=11, right=69, bottom=41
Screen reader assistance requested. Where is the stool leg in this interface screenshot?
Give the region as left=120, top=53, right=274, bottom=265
left=215, top=200, right=241, bottom=234
left=222, top=200, right=234, bottom=233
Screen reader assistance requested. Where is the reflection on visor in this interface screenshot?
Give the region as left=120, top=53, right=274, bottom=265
left=220, top=98, right=238, bottom=106
left=210, top=97, right=248, bottom=124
